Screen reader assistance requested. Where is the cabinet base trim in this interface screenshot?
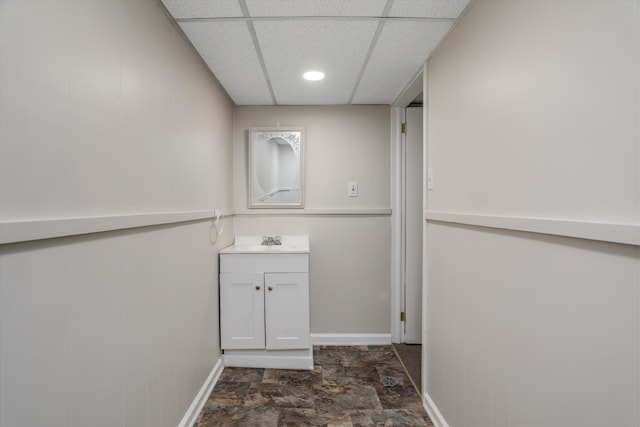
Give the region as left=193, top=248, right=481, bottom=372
left=178, top=356, right=224, bottom=427
left=311, top=333, right=392, bottom=346
left=223, top=348, right=314, bottom=370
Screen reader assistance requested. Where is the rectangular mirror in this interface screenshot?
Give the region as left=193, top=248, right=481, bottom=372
left=249, top=127, right=304, bottom=209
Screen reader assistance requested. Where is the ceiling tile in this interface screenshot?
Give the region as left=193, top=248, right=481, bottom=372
left=388, top=0, right=471, bottom=19
left=246, top=0, right=387, bottom=17
left=161, top=0, right=243, bottom=19
left=179, top=21, right=273, bottom=105
left=254, top=20, right=378, bottom=105
left=352, top=20, right=452, bottom=104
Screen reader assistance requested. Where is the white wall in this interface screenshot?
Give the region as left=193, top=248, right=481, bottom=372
left=234, top=106, right=392, bottom=336
left=0, top=1, right=234, bottom=426
left=425, top=1, right=640, bottom=426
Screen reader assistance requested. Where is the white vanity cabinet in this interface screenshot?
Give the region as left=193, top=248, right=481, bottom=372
left=219, top=236, right=312, bottom=370
left=219, top=259, right=309, bottom=350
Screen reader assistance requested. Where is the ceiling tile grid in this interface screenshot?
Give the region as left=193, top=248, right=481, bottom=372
left=179, top=20, right=273, bottom=105
left=352, top=20, right=453, bottom=104
left=254, top=20, right=379, bottom=105
left=163, top=0, right=473, bottom=105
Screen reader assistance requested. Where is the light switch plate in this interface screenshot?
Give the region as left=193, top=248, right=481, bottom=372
left=348, top=181, right=358, bottom=197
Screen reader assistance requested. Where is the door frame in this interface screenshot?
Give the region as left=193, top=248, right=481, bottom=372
left=390, top=69, right=425, bottom=343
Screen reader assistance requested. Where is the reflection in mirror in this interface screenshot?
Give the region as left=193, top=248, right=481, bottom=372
left=249, top=128, right=304, bottom=208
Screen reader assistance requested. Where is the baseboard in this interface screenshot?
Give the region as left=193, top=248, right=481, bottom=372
left=423, top=391, right=450, bottom=427
left=178, top=356, right=224, bottom=427
left=310, top=333, right=392, bottom=346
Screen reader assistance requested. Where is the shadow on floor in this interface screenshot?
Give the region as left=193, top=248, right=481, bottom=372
left=392, top=343, right=421, bottom=393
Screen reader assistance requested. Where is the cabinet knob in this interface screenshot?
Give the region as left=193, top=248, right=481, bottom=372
left=255, top=286, right=261, bottom=290
left=268, top=286, right=273, bottom=291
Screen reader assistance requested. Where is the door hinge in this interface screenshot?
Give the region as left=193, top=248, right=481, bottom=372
left=401, top=123, right=407, bottom=134
left=400, top=311, right=406, bottom=322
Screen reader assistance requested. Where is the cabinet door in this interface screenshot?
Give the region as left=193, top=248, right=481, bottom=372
left=220, top=272, right=265, bottom=349
left=264, top=273, right=310, bottom=350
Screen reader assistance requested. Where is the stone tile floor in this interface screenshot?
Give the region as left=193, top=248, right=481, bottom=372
left=195, top=345, right=434, bottom=426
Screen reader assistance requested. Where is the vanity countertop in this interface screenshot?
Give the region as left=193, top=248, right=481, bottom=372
left=220, top=235, right=309, bottom=254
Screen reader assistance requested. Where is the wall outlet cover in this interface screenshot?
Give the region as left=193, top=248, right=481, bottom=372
left=348, top=182, right=358, bottom=197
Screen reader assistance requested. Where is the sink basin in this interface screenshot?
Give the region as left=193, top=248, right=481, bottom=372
left=220, top=235, right=309, bottom=254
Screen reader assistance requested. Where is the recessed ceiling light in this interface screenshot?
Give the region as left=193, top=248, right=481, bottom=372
left=303, top=71, right=325, bottom=81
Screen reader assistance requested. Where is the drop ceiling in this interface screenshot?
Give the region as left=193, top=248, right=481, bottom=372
left=161, top=0, right=472, bottom=105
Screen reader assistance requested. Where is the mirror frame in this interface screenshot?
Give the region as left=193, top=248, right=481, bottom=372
left=248, top=127, right=305, bottom=209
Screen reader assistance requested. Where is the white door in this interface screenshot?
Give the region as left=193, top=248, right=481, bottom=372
left=404, top=106, right=423, bottom=343
left=220, top=272, right=265, bottom=349
left=265, top=273, right=310, bottom=350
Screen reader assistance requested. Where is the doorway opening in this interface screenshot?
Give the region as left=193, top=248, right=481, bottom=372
left=390, top=69, right=425, bottom=392
left=403, top=103, right=423, bottom=344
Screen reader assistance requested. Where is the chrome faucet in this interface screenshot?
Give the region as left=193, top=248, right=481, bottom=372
left=261, top=235, right=282, bottom=246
